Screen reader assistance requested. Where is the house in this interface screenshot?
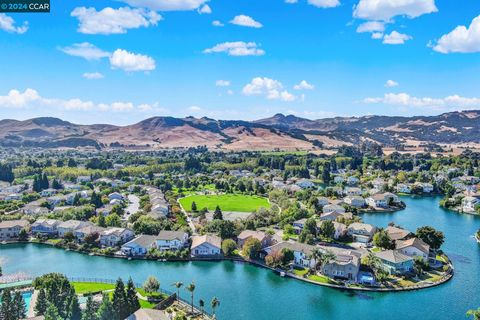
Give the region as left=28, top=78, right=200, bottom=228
left=40, top=188, right=58, bottom=197
left=0, top=220, right=29, bottom=241
left=100, top=227, right=135, bottom=247
left=347, top=223, right=377, bottom=243
left=323, top=204, right=345, bottom=214
left=320, top=211, right=352, bottom=221
left=263, top=241, right=316, bottom=268
left=292, top=218, right=307, bottom=234
left=22, top=202, right=49, bottom=215
left=395, top=237, right=430, bottom=260
left=75, top=225, right=105, bottom=243
left=317, top=197, right=329, bottom=207
left=76, top=176, right=91, bottom=183
left=316, top=221, right=347, bottom=239
left=345, top=187, right=362, bottom=197
left=147, top=187, right=169, bottom=218
left=321, top=247, right=361, bottom=281
left=415, top=182, right=434, bottom=193
left=190, top=234, right=222, bottom=257
left=347, top=176, right=359, bottom=185
left=126, top=308, right=169, bottom=320
left=121, top=235, right=157, bottom=256
left=366, top=194, right=388, bottom=208
left=375, top=250, right=414, bottom=275
left=156, top=230, right=189, bottom=250
left=462, top=195, right=480, bottom=213
left=343, top=196, right=365, bottom=208
left=396, top=184, right=412, bottom=194
left=333, top=176, right=344, bottom=184
left=108, top=192, right=124, bottom=201
left=385, top=226, right=412, bottom=242
left=296, top=179, right=315, bottom=189
left=5, top=193, right=22, bottom=201
left=237, top=230, right=273, bottom=249
left=372, top=178, right=386, bottom=190
left=57, top=220, right=93, bottom=238
left=31, top=219, right=61, bottom=236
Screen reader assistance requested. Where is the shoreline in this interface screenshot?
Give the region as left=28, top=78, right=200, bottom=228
left=0, top=241, right=454, bottom=293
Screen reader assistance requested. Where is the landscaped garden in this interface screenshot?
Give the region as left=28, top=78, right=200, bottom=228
left=179, top=194, right=271, bottom=212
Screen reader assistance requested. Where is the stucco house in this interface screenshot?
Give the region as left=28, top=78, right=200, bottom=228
left=237, top=230, right=273, bottom=249
left=0, top=220, right=29, bottom=241
left=121, top=235, right=157, bottom=256
left=395, top=237, right=430, bottom=260
left=156, top=230, right=189, bottom=250
left=190, top=234, right=222, bottom=257
left=347, top=223, right=377, bottom=243
left=321, top=248, right=361, bottom=281
left=375, top=250, right=414, bottom=275
left=57, top=220, right=93, bottom=237
left=100, top=227, right=135, bottom=247
left=31, top=219, right=61, bottom=236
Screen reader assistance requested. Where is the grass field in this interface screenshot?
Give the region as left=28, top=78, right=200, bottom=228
left=179, top=194, right=271, bottom=212
left=72, top=282, right=115, bottom=294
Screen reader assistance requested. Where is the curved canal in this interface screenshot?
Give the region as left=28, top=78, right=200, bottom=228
left=1, top=196, right=480, bottom=319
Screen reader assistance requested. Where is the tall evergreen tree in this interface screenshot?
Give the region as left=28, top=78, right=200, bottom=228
left=97, top=294, right=114, bottom=320
left=213, top=206, right=223, bottom=220
left=13, top=291, right=26, bottom=319
left=125, top=278, right=140, bottom=316
left=90, top=192, right=103, bottom=208
left=81, top=296, right=97, bottom=320
left=67, top=287, right=81, bottom=320
left=35, top=288, right=47, bottom=316
left=0, top=289, right=13, bottom=320
left=44, top=303, right=61, bottom=320
left=0, top=163, right=14, bottom=183
left=112, top=278, right=127, bottom=320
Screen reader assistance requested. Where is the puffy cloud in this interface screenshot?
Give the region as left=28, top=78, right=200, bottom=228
left=216, top=80, right=231, bottom=87
left=230, top=15, right=263, bottom=28
left=120, top=0, right=208, bottom=11
left=59, top=42, right=110, bottom=60
left=307, top=0, right=340, bottom=9
left=109, top=49, right=156, bottom=72
left=242, top=77, right=296, bottom=101
left=432, top=15, right=480, bottom=54
left=362, top=92, right=480, bottom=110
left=371, top=32, right=383, bottom=39
left=203, top=41, right=265, bottom=56
left=383, top=31, right=412, bottom=45
left=353, top=0, right=437, bottom=21
left=188, top=105, right=202, bottom=112
left=71, top=7, right=161, bottom=35
left=0, top=13, right=28, bottom=34
left=385, top=79, right=399, bottom=87
left=198, top=4, right=211, bottom=14
left=83, top=72, right=104, bottom=80
left=356, top=21, right=385, bottom=33
left=0, top=88, right=158, bottom=112
left=212, top=20, right=224, bottom=27
left=293, top=80, right=314, bottom=90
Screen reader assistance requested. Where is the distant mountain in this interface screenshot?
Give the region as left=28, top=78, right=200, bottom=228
left=1, top=111, right=479, bottom=150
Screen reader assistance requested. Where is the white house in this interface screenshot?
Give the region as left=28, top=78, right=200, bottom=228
left=31, top=219, right=61, bottom=236
left=156, top=230, right=189, bottom=250
left=0, top=220, right=29, bottom=241
left=396, top=184, right=412, bottom=194
left=323, top=204, right=345, bottom=214
left=347, top=223, right=377, bottom=243
left=57, top=220, right=93, bottom=237
left=77, top=176, right=91, bottom=183
left=343, top=196, right=365, bottom=208
left=100, top=227, right=135, bottom=247
left=395, top=237, right=430, bottom=260
left=366, top=194, right=388, bottom=208
left=121, top=235, right=157, bottom=256
left=462, top=195, right=480, bottom=213
left=40, top=188, right=58, bottom=197
left=190, top=234, right=222, bottom=257
left=344, top=187, right=362, bottom=197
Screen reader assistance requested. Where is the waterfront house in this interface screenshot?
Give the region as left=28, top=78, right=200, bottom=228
left=57, top=220, right=93, bottom=238
left=323, top=204, right=345, bottom=214
left=321, top=247, right=361, bottom=281
left=462, top=195, right=480, bottom=213
left=343, top=196, right=365, bottom=208
left=347, top=223, right=377, bottom=243
left=375, top=250, right=414, bottom=275
left=156, top=230, right=189, bottom=250
left=237, top=230, right=273, bottom=249
left=395, top=237, right=430, bottom=260
left=396, top=184, right=412, bottom=194
left=74, top=225, right=105, bottom=243
left=121, top=235, right=157, bottom=256
left=372, top=178, right=386, bottom=191
left=31, top=219, right=61, bottom=236
left=263, top=241, right=316, bottom=269
left=190, top=234, right=222, bottom=257
left=366, top=194, right=388, bottom=208
left=100, top=227, right=135, bottom=247
left=385, top=226, right=412, bottom=242
left=0, top=220, right=29, bottom=241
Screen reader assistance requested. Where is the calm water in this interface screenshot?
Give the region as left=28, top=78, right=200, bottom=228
left=1, top=196, right=480, bottom=319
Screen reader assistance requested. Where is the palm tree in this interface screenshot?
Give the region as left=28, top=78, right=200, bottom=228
left=315, top=250, right=336, bottom=275
left=308, top=248, right=322, bottom=273
left=211, top=297, right=220, bottom=319
left=199, top=299, right=205, bottom=315
left=185, top=282, right=196, bottom=314
left=171, top=282, right=183, bottom=302
left=467, top=308, right=480, bottom=320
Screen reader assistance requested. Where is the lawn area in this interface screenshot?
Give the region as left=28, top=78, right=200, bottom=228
left=139, top=299, right=158, bottom=309
left=307, top=274, right=336, bottom=284
left=72, top=282, right=115, bottom=294
left=292, top=267, right=309, bottom=277
left=179, top=194, right=271, bottom=212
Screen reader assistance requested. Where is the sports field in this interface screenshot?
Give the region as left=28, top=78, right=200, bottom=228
left=179, top=194, right=270, bottom=212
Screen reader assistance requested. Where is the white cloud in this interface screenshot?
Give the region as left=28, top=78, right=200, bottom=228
left=203, top=41, right=265, bottom=56
left=83, top=72, right=104, bottom=80
left=356, top=21, right=385, bottom=33
left=371, top=32, right=383, bottom=39
left=285, top=0, right=298, bottom=3
left=216, top=80, right=230, bottom=87
left=109, top=49, right=156, bottom=72
left=353, top=0, right=437, bottom=21
left=242, top=77, right=296, bottom=102
left=198, top=4, right=211, bottom=14
left=294, top=80, right=314, bottom=90
left=362, top=92, right=480, bottom=110
left=59, top=42, right=110, bottom=60
left=188, top=105, right=202, bottom=112
left=0, top=88, right=159, bottom=112
left=307, top=0, right=340, bottom=9
left=212, top=20, right=224, bottom=27
left=385, top=79, right=399, bottom=87
left=432, top=15, right=480, bottom=54
left=120, top=0, right=208, bottom=11
left=383, top=31, right=412, bottom=45
left=230, top=15, right=263, bottom=28
left=71, top=7, right=161, bottom=35
left=0, top=13, right=28, bottom=34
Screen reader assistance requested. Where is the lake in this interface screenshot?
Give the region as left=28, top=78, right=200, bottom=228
left=1, top=196, right=480, bottom=319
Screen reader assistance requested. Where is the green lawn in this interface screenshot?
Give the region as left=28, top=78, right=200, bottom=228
left=179, top=194, right=270, bottom=212
left=292, top=267, right=309, bottom=277
left=72, top=282, right=115, bottom=294
left=139, top=299, right=158, bottom=308
left=307, top=274, right=335, bottom=284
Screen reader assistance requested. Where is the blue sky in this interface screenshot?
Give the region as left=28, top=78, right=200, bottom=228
left=0, top=0, right=480, bottom=125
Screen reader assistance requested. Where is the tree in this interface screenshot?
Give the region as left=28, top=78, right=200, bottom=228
left=199, top=299, right=205, bottom=315
left=112, top=278, right=127, bottom=320
left=322, top=163, right=331, bottom=184
left=0, top=266, right=2, bottom=276
left=191, top=201, right=198, bottom=212
left=13, top=291, right=26, bottom=319
left=416, top=226, right=444, bottom=251
left=18, top=228, right=28, bottom=241
left=143, top=276, right=160, bottom=294
left=82, top=296, right=97, bottom=320
left=373, top=229, right=393, bottom=250
left=105, top=213, right=122, bottom=227
left=97, top=294, right=114, bottom=320
left=44, top=303, right=61, bottom=320
left=172, top=282, right=183, bottom=302
left=185, top=282, right=196, bottom=314
left=0, top=289, right=13, bottom=320
left=84, top=232, right=99, bottom=246
left=213, top=206, right=223, bottom=220
left=221, top=239, right=237, bottom=256
left=90, top=192, right=103, bottom=209
left=467, top=308, right=480, bottom=320
left=67, top=287, right=81, bottom=320
left=35, top=288, right=47, bottom=316
left=0, top=163, right=14, bottom=183
left=126, top=278, right=140, bottom=316
left=242, top=238, right=262, bottom=260
left=318, top=250, right=336, bottom=274
left=318, top=220, right=335, bottom=240
left=211, top=297, right=220, bottom=319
